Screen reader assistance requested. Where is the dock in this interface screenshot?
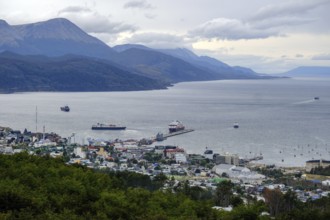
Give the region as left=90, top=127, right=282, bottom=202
left=163, top=129, right=194, bottom=138
left=243, top=155, right=264, bottom=163
left=154, top=129, right=195, bottom=142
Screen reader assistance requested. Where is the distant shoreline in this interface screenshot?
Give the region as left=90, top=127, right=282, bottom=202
left=0, top=77, right=287, bottom=94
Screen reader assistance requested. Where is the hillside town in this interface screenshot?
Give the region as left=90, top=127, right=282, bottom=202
left=1, top=124, right=330, bottom=211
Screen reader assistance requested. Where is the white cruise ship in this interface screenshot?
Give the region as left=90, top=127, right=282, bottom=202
left=168, top=120, right=185, bottom=133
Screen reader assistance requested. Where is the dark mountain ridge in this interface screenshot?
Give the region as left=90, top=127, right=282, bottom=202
left=114, top=44, right=271, bottom=81
left=112, top=48, right=222, bottom=83
left=0, top=52, right=168, bottom=93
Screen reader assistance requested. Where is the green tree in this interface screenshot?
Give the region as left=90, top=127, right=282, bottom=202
left=283, top=189, right=298, bottom=212
left=263, top=188, right=283, bottom=216
left=215, top=180, right=233, bottom=207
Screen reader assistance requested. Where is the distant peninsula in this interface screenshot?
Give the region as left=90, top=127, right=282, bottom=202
left=279, top=66, right=330, bottom=78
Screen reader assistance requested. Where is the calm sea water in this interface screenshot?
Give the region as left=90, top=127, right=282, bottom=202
left=1, top=78, right=330, bottom=167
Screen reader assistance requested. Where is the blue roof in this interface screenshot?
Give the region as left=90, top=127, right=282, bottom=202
left=310, top=179, right=321, bottom=184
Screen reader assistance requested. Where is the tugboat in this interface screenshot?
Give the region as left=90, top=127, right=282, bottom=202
left=60, top=105, right=70, bottom=112
left=156, top=132, right=165, bottom=141
left=168, top=120, right=185, bottom=133
left=233, top=122, right=239, bottom=129
left=314, top=97, right=319, bottom=100
left=91, top=123, right=126, bottom=130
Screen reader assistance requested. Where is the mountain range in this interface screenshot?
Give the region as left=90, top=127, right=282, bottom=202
left=0, top=18, right=277, bottom=93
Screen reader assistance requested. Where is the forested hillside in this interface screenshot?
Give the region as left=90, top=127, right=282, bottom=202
left=1, top=153, right=330, bottom=219
left=0, top=153, right=217, bottom=219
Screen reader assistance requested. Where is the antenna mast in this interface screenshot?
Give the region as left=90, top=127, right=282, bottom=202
left=36, top=106, right=38, bottom=133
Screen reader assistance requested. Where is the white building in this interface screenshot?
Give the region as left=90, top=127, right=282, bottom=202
left=4, top=146, right=13, bottom=154
left=74, top=147, right=86, bottom=159
left=34, top=139, right=56, bottom=148
left=154, top=145, right=165, bottom=154
left=204, top=149, right=214, bottom=160
left=212, top=164, right=236, bottom=176
left=212, top=164, right=265, bottom=183
left=322, top=179, right=330, bottom=186
left=210, top=151, right=240, bottom=165
left=175, top=153, right=187, bottom=163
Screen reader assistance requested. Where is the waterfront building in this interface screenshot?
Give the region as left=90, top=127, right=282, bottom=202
left=164, top=147, right=186, bottom=159
left=204, top=148, right=240, bottom=165
left=305, top=159, right=330, bottom=172
left=212, top=164, right=265, bottom=183
left=213, top=154, right=226, bottom=164
left=175, top=153, right=187, bottom=163
left=225, top=154, right=240, bottom=165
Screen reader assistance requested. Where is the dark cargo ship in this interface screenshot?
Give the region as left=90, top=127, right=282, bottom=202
left=92, top=123, right=126, bottom=130
left=60, top=105, right=70, bottom=112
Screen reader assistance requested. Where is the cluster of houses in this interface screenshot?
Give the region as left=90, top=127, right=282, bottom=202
left=1, top=125, right=330, bottom=203
left=0, top=126, right=64, bottom=150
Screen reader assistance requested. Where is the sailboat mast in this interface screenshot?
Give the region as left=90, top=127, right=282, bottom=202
left=36, top=106, right=38, bottom=133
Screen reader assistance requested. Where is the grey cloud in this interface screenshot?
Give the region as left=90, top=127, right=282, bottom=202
left=58, top=6, right=91, bottom=14
left=83, top=20, right=137, bottom=34
left=252, top=16, right=316, bottom=30
left=126, top=32, right=187, bottom=48
left=90, top=32, right=119, bottom=46
left=219, top=55, right=297, bottom=74
left=249, top=0, right=329, bottom=21
left=144, top=13, right=157, bottom=19
left=194, top=47, right=234, bottom=56
left=188, top=18, right=278, bottom=40
left=312, top=53, right=330, bottom=60
left=123, top=0, right=153, bottom=9
left=193, top=48, right=302, bottom=74
left=58, top=6, right=137, bottom=34
left=296, top=54, right=304, bottom=58
left=188, top=0, right=329, bottom=41
left=248, top=0, right=329, bottom=31
left=207, top=53, right=276, bottom=73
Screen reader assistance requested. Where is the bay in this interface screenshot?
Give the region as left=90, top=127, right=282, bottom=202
left=1, top=78, right=330, bottom=167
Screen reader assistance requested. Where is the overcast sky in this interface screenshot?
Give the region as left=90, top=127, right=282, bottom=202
left=1, top=0, right=330, bottom=73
